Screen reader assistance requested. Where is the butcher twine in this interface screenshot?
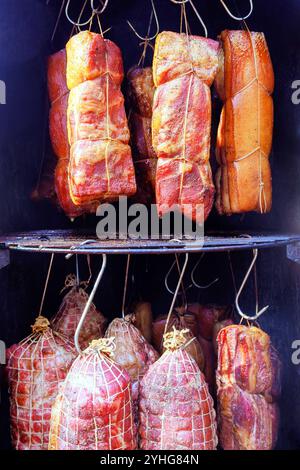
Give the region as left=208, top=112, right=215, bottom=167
left=140, top=325, right=218, bottom=450
left=6, top=317, right=76, bottom=450
left=87, top=337, right=116, bottom=357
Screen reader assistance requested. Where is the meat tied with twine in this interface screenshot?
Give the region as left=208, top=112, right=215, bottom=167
left=139, top=328, right=218, bottom=450
left=152, top=310, right=205, bottom=371
left=51, top=274, right=107, bottom=349
left=6, top=316, right=76, bottom=450
left=104, top=316, right=159, bottom=410
left=49, top=337, right=137, bottom=450
left=216, top=325, right=281, bottom=450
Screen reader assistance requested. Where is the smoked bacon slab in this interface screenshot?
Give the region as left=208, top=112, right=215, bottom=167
left=152, top=32, right=219, bottom=221
left=215, top=30, right=274, bottom=214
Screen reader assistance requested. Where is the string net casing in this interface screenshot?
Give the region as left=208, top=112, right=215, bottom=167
left=152, top=310, right=204, bottom=371
left=104, top=317, right=159, bottom=411
left=139, top=329, right=218, bottom=450
left=48, top=339, right=137, bottom=450
left=216, top=325, right=281, bottom=450
left=6, top=316, right=76, bottom=450
left=51, top=276, right=107, bottom=350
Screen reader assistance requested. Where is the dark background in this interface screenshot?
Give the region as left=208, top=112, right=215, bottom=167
left=0, top=0, right=300, bottom=450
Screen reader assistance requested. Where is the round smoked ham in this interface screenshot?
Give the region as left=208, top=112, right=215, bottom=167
left=139, top=328, right=218, bottom=450
left=51, top=275, right=107, bottom=350
left=6, top=316, right=76, bottom=450
left=49, top=338, right=137, bottom=450
left=104, top=317, right=159, bottom=407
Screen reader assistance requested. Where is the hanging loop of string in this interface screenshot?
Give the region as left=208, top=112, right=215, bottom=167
left=170, top=0, right=208, bottom=37
left=235, top=249, right=269, bottom=321
left=90, top=0, right=109, bottom=15
left=191, top=253, right=219, bottom=289
left=127, top=0, right=159, bottom=42
left=122, top=255, right=131, bottom=319
left=65, top=0, right=94, bottom=27
left=38, top=254, right=54, bottom=317
left=219, top=0, right=253, bottom=21
left=74, top=254, right=107, bottom=354
left=164, top=253, right=189, bottom=336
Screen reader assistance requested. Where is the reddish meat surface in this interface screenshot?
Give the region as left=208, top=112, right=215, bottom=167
left=6, top=316, right=76, bottom=450
left=49, top=339, right=137, bottom=450
left=51, top=276, right=107, bottom=350
left=66, top=32, right=136, bottom=204
left=216, top=325, right=281, bottom=450
left=152, top=32, right=219, bottom=221
left=139, top=330, right=218, bottom=450
left=127, top=66, right=156, bottom=204
left=105, top=317, right=159, bottom=410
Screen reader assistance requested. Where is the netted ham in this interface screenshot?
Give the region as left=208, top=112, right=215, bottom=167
left=47, top=48, right=95, bottom=218
left=152, top=32, right=219, bottom=221
left=104, top=317, right=159, bottom=407
left=6, top=316, right=76, bottom=450
left=215, top=30, right=274, bottom=214
left=152, top=310, right=204, bottom=371
left=139, top=328, right=218, bottom=450
left=216, top=325, right=281, bottom=450
left=127, top=66, right=156, bottom=204
left=66, top=31, right=136, bottom=204
left=49, top=338, right=137, bottom=450
left=51, top=275, right=107, bottom=350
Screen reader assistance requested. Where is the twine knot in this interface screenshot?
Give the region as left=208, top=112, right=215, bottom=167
left=32, top=315, right=50, bottom=334
left=163, top=327, right=189, bottom=351
left=87, top=337, right=116, bottom=357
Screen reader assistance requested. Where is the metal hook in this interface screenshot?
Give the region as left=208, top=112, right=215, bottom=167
left=74, top=254, right=107, bottom=354
left=235, top=249, right=269, bottom=321
left=165, top=257, right=192, bottom=295
left=65, top=0, right=94, bottom=27
left=65, top=240, right=96, bottom=259
left=191, top=253, right=219, bottom=289
left=127, top=0, right=159, bottom=42
left=170, top=0, right=208, bottom=37
left=164, top=253, right=189, bottom=336
left=219, top=0, right=253, bottom=21
left=188, top=0, right=208, bottom=37
left=90, top=0, right=108, bottom=15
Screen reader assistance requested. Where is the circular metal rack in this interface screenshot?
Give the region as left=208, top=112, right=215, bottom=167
left=0, top=229, right=299, bottom=255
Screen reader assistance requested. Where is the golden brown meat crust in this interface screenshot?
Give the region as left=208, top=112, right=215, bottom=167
left=215, top=30, right=274, bottom=215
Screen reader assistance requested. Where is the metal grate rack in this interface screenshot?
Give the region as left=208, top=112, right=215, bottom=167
left=0, top=229, right=299, bottom=256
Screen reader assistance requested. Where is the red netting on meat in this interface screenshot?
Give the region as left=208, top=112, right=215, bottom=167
left=51, top=275, right=107, bottom=350
left=139, top=329, right=218, bottom=450
left=49, top=338, right=137, bottom=450
left=104, top=317, right=159, bottom=408
left=6, top=316, right=76, bottom=450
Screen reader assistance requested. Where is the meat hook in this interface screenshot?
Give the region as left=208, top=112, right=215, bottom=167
left=74, top=254, right=107, bottom=354
left=170, top=0, right=208, bottom=38
left=191, top=253, right=219, bottom=289
left=127, top=0, right=159, bottom=42
left=164, top=253, right=189, bottom=336
left=65, top=0, right=94, bottom=27
left=235, top=249, right=269, bottom=321
left=219, top=0, right=253, bottom=21
left=90, top=0, right=108, bottom=15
